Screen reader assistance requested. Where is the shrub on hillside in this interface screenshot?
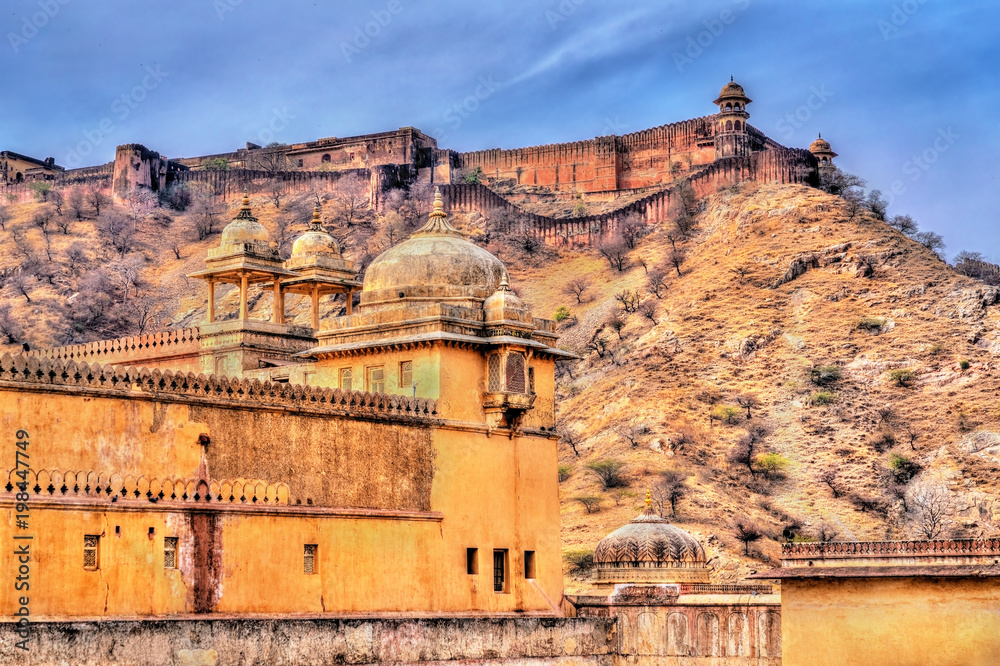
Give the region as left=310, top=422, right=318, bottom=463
left=586, top=459, right=629, bottom=489
left=574, top=495, right=603, bottom=514
left=563, top=549, right=595, bottom=575
left=887, top=368, right=915, bottom=387
left=554, top=306, right=571, bottom=322
left=888, top=453, right=921, bottom=483
left=809, top=364, right=842, bottom=386
left=557, top=465, right=572, bottom=483
left=754, top=453, right=790, bottom=480
left=856, top=316, right=886, bottom=332
left=810, top=390, right=837, bottom=406
left=710, top=405, right=742, bottom=425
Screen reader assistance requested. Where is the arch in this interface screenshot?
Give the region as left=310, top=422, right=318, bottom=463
left=734, top=120, right=742, bottom=131
left=636, top=611, right=662, bottom=655
left=734, top=103, right=741, bottom=111
left=696, top=613, right=720, bottom=657
left=725, top=120, right=733, bottom=131
left=15, top=172, right=22, bottom=182
left=758, top=611, right=781, bottom=658
left=321, top=153, right=331, bottom=163
left=725, top=103, right=732, bottom=111
left=727, top=612, right=749, bottom=656
left=666, top=612, right=690, bottom=657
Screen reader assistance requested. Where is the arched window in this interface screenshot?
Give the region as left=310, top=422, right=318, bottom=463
left=725, top=120, right=733, bottom=131
left=821, top=157, right=829, bottom=165
left=321, top=154, right=331, bottom=163
left=734, top=103, right=741, bottom=111
left=15, top=172, right=22, bottom=182
left=725, top=103, right=732, bottom=111
left=734, top=120, right=742, bottom=131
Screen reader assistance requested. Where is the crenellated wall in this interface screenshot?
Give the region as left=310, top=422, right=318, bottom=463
left=28, top=327, right=202, bottom=370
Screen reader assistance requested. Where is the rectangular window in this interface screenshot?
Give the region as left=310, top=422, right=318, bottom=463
left=304, top=544, right=318, bottom=574
left=399, top=360, right=413, bottom=392
left=339, top=368, right=352, bottom=391
left=84, top=535, right=100, bottom=570
left=506, top=353, right=526, bottom=393
left=164, top=537, right=178, bottom=569
left=524, top=550, right=536, bottom=579
left=493, top=549, right=508, bottom=593
left=488, top=354, right=502, bottom=392
left=367, top=366, right=385, bottom=393
left=528, top=367, right=535, bottom=395
left=466, top=548, right=479, bottom=575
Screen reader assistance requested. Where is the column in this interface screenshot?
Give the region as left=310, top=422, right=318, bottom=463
left=239, top=274, right=249, bottom=320
left=206, top=280, right=215, bottom=323
left=311, top=286, right=320, bottom=330
left=272, top=279, right=283, bottom=324
left=346, top=289, right=353, bottom=316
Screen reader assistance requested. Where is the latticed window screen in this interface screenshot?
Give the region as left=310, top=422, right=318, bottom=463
left=164, top=537, right=178, bottom=569
left=488, top=354, right=502, bottom=392
left=493, top=550, right=506, bottom=592
left=304, top=544, right=318, bottom=574
left=367, top=366, right=385, bottom=393
left=399, top=361, right=413, bottom=391
left=506, top=353, right=526, bottom=394
left=83, top=535, right=99, bottom=570
left=339, top=368, right=352, bottom=391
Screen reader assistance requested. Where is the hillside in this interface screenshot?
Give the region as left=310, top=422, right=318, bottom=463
left=1, top=181, right=998, bottom=590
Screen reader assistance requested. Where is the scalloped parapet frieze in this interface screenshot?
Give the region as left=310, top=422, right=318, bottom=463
left=0, top=353, right=437, bottom=419
left=782, top=538, right=1000, bottom=561
left=3, top=468, right=290, bottom=505
left=27, top=328, right=201, bottom=362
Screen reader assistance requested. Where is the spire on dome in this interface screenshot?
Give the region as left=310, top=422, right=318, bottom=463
left=412, top=187, right=463, bottom=238
left=234, top=189, right=257, bottom=222
left=310, top=204, right=323, bottom=231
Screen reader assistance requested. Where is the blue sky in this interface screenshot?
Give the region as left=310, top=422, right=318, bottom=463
left=3, top=0, right=998, bottom=261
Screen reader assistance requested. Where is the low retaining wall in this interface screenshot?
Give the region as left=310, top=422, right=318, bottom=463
left=0, top=616, right=615, bottom=666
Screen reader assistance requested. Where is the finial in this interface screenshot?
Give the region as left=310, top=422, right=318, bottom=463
left=412, top=186, right=462, bottom=237
left=430, top=187, right=446, bottom=219
left=818, top=132, right=822, bottom=139
left=499, top=274, right=510, bottom=292
left=730, top=75, right=734, bottom=82
left=311, top=204, right=323, bottom=229
left=234, top=188, right=257, bottom=221
left=645, top=489, right=652, bottom=507
left=241, top=189, right=250, bottom=208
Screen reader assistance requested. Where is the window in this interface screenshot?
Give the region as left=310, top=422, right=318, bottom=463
left=734, top=120, right=742, bottom=131
left=726, top=120, right=733, bottom=131
left=164, top=537, right=178, bottom=569
left=506, top=353, right=525, bottom=393
left=367, top=366, right=385, bottom=393
left=528, top=367, right=535, bottom=395
left=466, top=548, right=479, bottom=575
left=524, top=550, right=536, bottom=579
left=399, top=360, right=413, bottom=392
left=304, top=544, right=318, bottom=574
left=84, top=535, right=100, bottom=570
left=339, top=368, right=352, bottom=391
left=488, top=354, right=502, bottom=392
left=297, top=159, right=304, bottom=167
left=493, top=549, right=508, bottom=592
left=321, top=153, right=331, bottom=163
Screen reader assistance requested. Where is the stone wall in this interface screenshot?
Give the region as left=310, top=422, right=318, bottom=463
left=0, top=617, right=615, bottom=666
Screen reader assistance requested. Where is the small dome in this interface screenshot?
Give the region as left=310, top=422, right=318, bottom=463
left=221, top=192, right=271, bottom=244
left=809, top=135, right=832, bottom=153
left=713, top=77, right=752, bottom=105
left=291, top=206, right=341, bottom=259
left=361, top=188, right=506, bottom=307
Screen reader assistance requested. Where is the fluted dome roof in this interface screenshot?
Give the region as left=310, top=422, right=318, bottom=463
left=221, top=192, right=271, bottom=244
left=291, top=206, right=341, bottom=259
left=809, top=134, right=833, bottom=153
left=594, top=497, right=706, bottom=567
left=361, top=188, right=506, bottom=307
left=713, top=77, right=752, bottom=105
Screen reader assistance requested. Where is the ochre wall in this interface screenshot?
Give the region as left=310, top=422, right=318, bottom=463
left=781, top=577, right=1000, bottom=666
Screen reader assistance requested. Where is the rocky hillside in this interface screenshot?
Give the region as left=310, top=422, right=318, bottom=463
left=1, top=180, right=998, bottom=590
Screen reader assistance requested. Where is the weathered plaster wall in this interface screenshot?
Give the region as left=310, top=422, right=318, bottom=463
left=0, top=617, right=616, bottom=666
left=781, top=577, right=1000, bottom=666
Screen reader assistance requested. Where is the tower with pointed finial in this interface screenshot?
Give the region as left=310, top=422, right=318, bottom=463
left=713, top=77, right=752, bottom=159
left=809, top=132, right=838, bottom=171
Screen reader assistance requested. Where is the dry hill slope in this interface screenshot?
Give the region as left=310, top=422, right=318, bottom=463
left=509, top=182, right=1000, bottom=589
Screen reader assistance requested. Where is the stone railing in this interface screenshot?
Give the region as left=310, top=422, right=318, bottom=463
left=27, top=328, right=201, bottom=364
left=3, top=469, right=288, bottom=505
left=677, top=583, right=774, bottom=595
left=0, top=353, right=438, bottom=419
left=782, top=538, right=1000, bottom=561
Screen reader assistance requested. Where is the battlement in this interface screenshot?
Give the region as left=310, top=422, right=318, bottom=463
left=0, top=353, right=438, bottom=421
left=29, top=327, right=201, bottom=364
left=782, top=538, right=1000, bottom=567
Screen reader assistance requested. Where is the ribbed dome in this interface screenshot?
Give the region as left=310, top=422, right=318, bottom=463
left=713, top=77, right=752, bottom=105
left=361, top=188, right=506, bottom=307
left=291, top=206, right=341, bottom=259
left=221, top=192, right=270, bottom=244
left=594, top=502, right=706, bottom=567
left=809, top=136, right=832, bottom=153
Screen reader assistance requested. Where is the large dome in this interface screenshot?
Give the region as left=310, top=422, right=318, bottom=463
left=592, top=493, right=709, bottom=585
left=361, top=188, right=506, bottom=307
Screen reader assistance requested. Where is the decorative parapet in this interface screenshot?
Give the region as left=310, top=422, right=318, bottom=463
left=781, top=538, right=1000, bottom=567
left=0, top=353, right=437, bottom=420
left=3, top=469, right=288, bottom=505
left=27, top=328, right=201, bottom=364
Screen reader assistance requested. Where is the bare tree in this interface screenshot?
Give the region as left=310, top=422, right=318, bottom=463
left=647, top=269, right=668, bottom=299
left=615, top=419, right=650, bottom=448
left=574, top=495, right=603, bottom=514
left=599, top=238, right=629, bottom=272
left=559, top=425, right=581, bottom=457
left=814, top=520, right=840, bottom=543
left=614, top=290, right=640, bottom=313
left=564, top=277, right=590, bottom=304
left=901, top=423, right=920, bottom=451
left=86, top=186, right=109, bottom=216
left=887, top=214, right=918, bottom=236
left=619, top=213, right=648, bottom=249
left=190, top=190, right=224, bottom=240
left=123, top=188, right=158, bottom=230
left=638, top=300, right=658, bottom=324
left=908, top=484, right=953, bottom=539
left=736, top=393, right=760, bottom=419
left=585, top=335, right=609, bottom=358
left=0, top=303, right=24, bottom=344
left=913, top=231, right=946, bottom=259
left=651, top=470, right=687, bottom=518
left=65, top=242, right=89, bottom=275
left=606, top=314, right=626, bottom=340
left=98, top=210, right=138, bottom=258
left=0, top=203, right=8, bottom=230
left=732, top=519, right=764, bottom=556
left=730, top=266, right=751, bottom=283
left=330, top=174, right=373, bottom=227
left=819, top=467, right=842, bottom=498
left=668, top=247, right=687, bottom=276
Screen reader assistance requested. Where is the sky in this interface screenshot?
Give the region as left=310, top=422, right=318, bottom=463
left=2, top=0, right=998, bottom=261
